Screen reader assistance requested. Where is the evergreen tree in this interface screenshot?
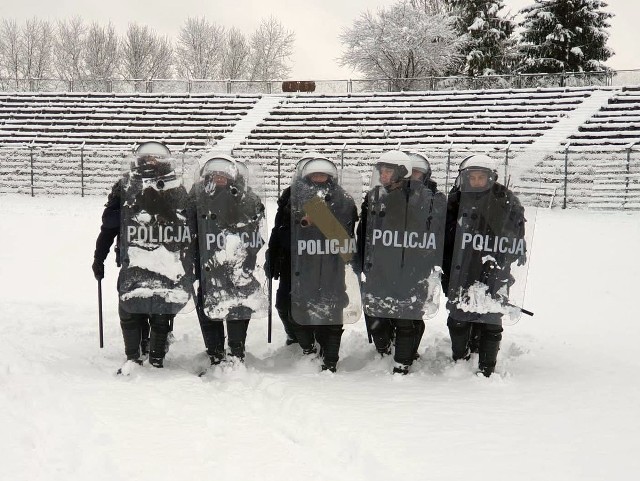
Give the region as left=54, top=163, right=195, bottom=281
left=447, top=0, right=516, bottom=76
left=519, top=0, right=614, bottom=73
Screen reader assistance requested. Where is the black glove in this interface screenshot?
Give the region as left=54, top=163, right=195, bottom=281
left=92, top=259, right=104, bottom=280
left=264, top=250, right=280, bottom=280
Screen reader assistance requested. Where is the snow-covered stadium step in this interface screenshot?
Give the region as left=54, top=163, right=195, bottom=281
left=213, top=95, right=285, bottom=153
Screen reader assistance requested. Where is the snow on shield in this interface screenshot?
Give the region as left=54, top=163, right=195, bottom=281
left=118, top=154, right=195, bottom=315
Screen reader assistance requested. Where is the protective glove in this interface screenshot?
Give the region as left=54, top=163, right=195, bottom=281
left=264, top=250, right=280, bottom=280
left=92, top=259, right=104, bottom=280
left=517, top=252, right=527, bottom=266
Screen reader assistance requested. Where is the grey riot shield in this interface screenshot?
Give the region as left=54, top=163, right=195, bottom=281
left=118, top=156, right=196, bottom=315
left=194, top=160, right=268, bottom=321
left=290, top=170, right=361, bottom=326
left=445, top=165, right=539, bottom=325
left=361, top=174, right=446, bottom=320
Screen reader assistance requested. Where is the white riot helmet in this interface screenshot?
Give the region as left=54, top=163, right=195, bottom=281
left=406, top=151, right=432, bottom=181
left=132, top=141, right=174, bottom=182
left=135, top=141, right=171, bottom=158
left=376, top=150, right=412, bottom=183
left=300, top=157, right=338, bottom=182
left=457, top=154, right=499, bottom=192
left=200, top=154, right=238, bottom=181
left=294, top=151, right=322, bottom=178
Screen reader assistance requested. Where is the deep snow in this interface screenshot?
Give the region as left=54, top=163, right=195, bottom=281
left=1, top=194, right=639, bottom=481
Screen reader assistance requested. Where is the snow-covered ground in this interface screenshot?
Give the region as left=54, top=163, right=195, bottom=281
left=1, top=194, right=639, bottom=481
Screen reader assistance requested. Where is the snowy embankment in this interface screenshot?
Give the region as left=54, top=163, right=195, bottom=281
left=1, top=195, right=639, bottom=481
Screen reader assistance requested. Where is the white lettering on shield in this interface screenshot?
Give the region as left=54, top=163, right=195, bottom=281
left=127, top=225, right=191, bottom=243
left=460, top=233, right=524, bottom=255
left=206, top=232, right=263, bottom=250
left=371, top=229, right=437, bottom=249
left=297, top=238, right=357, bottom=255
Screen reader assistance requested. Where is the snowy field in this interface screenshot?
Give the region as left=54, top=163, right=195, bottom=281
left=1, top=194, right=639, bottom=481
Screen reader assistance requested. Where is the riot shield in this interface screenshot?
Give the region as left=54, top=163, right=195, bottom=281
left=118, top=155, right=196, bottom=315
left=445, top=164, right=539, bottom=325
left=361, top=167, right=446, bottom=320
left=290, top=168, right=362, bottom=326
left=194, top=158, right=268, bottom=321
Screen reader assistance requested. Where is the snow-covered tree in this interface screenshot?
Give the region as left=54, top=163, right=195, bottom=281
left=54, top=17, right=87, bottom=81
left=248, top=16, right=295, bottom=81
left=19, top=17, right=54, bottom=80
left=84, top=21, right=120, bottom=80
left=518, top=0, right=614, bottom=73
left=221, top=27, right=250, bottom=80
left=121, top=23, right=173, bottom=79
left=339, top=0, right=462, bottom=89
left=0, top=19, right=21, bottom=83
left=448, top=0, right=516, bottom=76
left=176, top=17, right=225, bottom=79
left=408, top=0, right=454, bottom=15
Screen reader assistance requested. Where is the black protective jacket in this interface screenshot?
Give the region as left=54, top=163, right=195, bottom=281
left=94, top=180, right=122, bottom=266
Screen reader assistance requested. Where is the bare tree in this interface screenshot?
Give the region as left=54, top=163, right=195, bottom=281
left=339, top=1, right=463, bottom=89
left=176, top=17, right=225, bottom=79
left=20, top=17, right=54, bottom=80
left=84, top=21, right=120, bottom=80
left=54, top=16, right=86, bottom=81
left=221, top=27, right=250, bottom=79
left=409, top=0, right=455, bottom=15
left=121, top=23, right=173, bottom=80
left=248, top=16, right=295, bottom=80
left=0, top=19, right=21, bottom=84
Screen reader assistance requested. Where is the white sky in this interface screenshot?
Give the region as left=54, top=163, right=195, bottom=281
left=0, top=0, right=636, bottom=79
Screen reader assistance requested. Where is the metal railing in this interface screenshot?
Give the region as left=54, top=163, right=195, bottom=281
left=1, top=69, right=639, bottom=95
left=2, top=143, right=639, bottom=210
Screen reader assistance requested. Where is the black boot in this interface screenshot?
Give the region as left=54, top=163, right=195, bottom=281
left=367, top=316, right=392, bottom=356
left=293, top=325, right=317, bottom=355
left=319, top=326, right=343, bottom=372
left=412, top=320, right=426, bottom=360
left=393, top=319, right=416, bottom=368
left=477, top=324, right=502, bottom=377
left=447, top=318, right=471, bottom=362
left=393, top=363, right=410, bottom=375
left=148, top=315, right=172, bottom=368
left=199, top=319, right=226, bottom=365
left=469, top=323, right=481, bottom=354
left=119, top=310, right=145, bottom=361
left=227, top=320, right=249, bottom=361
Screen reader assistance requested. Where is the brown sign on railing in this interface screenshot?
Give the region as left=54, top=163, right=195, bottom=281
left=281, top=81, right=316, bottom=93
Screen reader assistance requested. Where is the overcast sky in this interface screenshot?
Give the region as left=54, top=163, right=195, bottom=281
left=0, top=0, right=635, bottom=79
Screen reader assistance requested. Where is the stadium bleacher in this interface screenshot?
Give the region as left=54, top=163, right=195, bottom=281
left=1, top=86, right=640, bottom=209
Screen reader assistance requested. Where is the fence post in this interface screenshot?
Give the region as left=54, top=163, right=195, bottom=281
left=188, top=80, right=192, bottom=94
left=347, top=79, right=352, bottom=94
left=504, top=142, right=511, bottom=183
left=563, top=143, right=570, bottom=209
left=445, top=143, right=453, bottom=193
left=182, top=142, right=188, bottom=178
left=80, top=143, right=85, bottom=197
left=29, top=146, right=35, bottom=197
left=227, top=80, right=232, bottom=94
left=277, top=143, right=283, bottom=198
left=625, top=141, right=638, bottom=207
left=341, top=143, right=346, bottom=169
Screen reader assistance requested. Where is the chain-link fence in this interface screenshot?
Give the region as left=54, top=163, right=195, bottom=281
left=0, top=70, right=633, bottom=95
left=1, top=144, right=638, bottom=210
